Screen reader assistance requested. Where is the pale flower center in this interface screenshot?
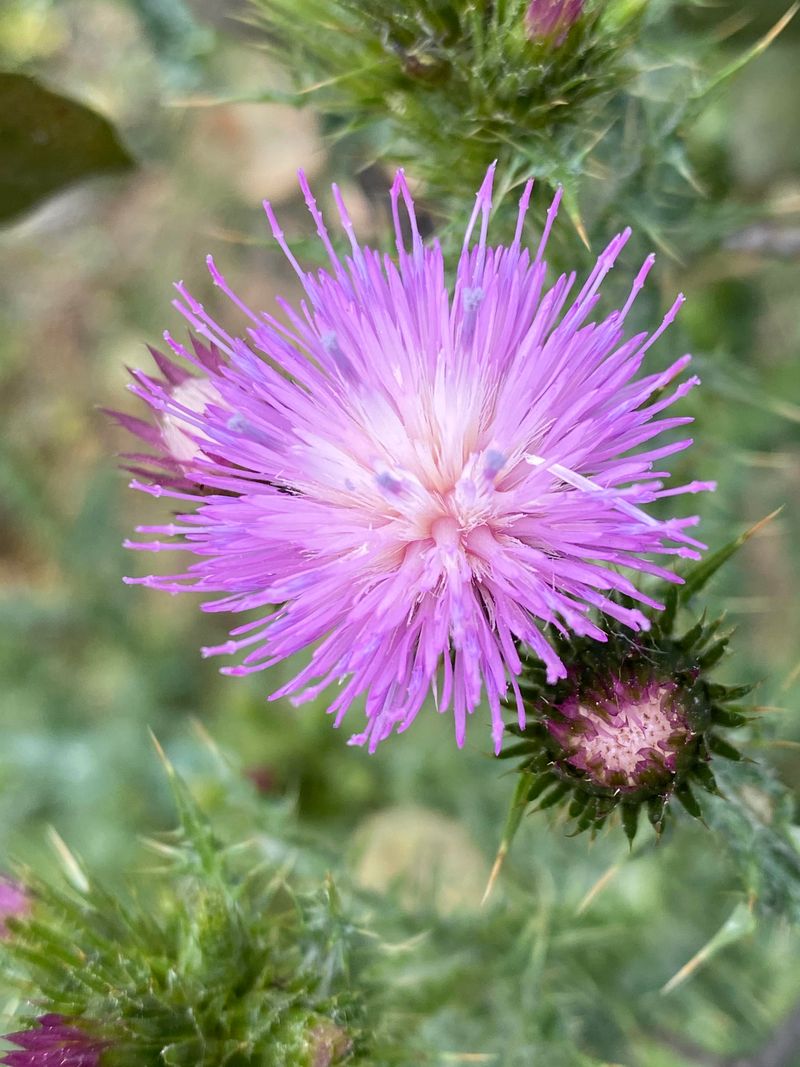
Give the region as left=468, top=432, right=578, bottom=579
left=550, top=683, right=691, bottom=790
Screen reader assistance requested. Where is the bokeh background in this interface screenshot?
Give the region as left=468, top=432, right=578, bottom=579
left=1, top=1, right=800, bottom=1062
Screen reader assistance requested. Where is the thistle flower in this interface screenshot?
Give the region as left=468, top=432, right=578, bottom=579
left=0, top=879, right=28, bottom=937
left=122, top=165, right=713, bottom=752
left=502, top=570, right=752, bottom=841
left=525, top=0, right=585, bottom=43
left=0, top=1015, right=106, bottom=1067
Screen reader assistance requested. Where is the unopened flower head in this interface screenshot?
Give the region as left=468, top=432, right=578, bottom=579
left=0, top=1015, right=106, bottom=1067
left=506, top=578, right=751, bottom=840
left=526, top=0, right=585, bottom=43
left=105, top=337, right=228, bottom=488
left=121, top=165, right=713, bottom=753
left=0, top=879, right=28, bottom=937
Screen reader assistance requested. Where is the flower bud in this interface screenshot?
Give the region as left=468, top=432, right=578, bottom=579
left=308, top=1019, right=353, bottom=1067
left=525, top=0, right=584, bottom=43
left=158, top=375, right=224, bottom=467
left=505, top=583, right=751, bottom=841
left=545, top=676, right=697, bottom=795
left=104, top=336, right=229, bottom=488
left=0, top=879, right=29, bottom=938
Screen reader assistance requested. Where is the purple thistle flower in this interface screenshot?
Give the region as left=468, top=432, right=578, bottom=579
left=0, top=879, right=29, bottom=937
left=1, top=1015, right=106, bottom=1067
left=525, top=0, right=584, bottom=43
left=122, top=165, right=713, bottom=753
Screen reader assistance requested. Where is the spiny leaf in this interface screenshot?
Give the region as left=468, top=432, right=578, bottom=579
left=149, top=731, right=223, bottom=879
left=704, top=761, right=800, bottom=922
left=696, top=4, right=799, bottom=98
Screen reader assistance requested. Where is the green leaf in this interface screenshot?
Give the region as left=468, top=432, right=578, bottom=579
left=482, top=771, right=539, bottom=904
left=678, top=510, right=781, bottom=605
left=0, top=72, right=133, bottom=224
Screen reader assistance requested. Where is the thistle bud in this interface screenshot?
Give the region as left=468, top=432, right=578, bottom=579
left=504, top=573, right=753, bottom=842
left=308, top=1020, right=353, bottom=1066
left=104, top=336, right=229, bottom=487
left=158, top=375, right=224, bottom=466
left=525, top=0, right=585, bottom=43
left=0, top=879, right=29, bottom=937
left=0, top=758, right=403, bottom=1066
left=545, top=676, right=697, bottom=796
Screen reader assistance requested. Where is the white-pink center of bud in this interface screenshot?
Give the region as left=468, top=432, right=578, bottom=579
left=549, top=682, right=691, bottom=790
left=160, top=378, right=223, bottom=466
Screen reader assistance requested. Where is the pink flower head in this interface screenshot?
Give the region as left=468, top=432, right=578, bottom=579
left=0, top=879, right=29, bottom=937
left=1, top=1015, right=106, bottom=1067
left=123, top=165, right=713, bottom=753
left=525, top=0, right=584, bottom=43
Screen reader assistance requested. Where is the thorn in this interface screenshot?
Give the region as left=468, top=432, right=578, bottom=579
left=46, top=828, right=90, bottom=894
left=755, top=3, right=799, bottom=55
left=661, top=901, right=756, bottom=994
left=575, top=860, right=623, bottom=915
left=481, top=845, right=507, bottom=908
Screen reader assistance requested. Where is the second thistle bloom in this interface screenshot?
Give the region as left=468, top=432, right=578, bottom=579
left=123, top=166, right=712, bottom=752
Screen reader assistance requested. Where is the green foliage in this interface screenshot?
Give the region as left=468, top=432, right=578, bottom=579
left=246, top=0, right=780, bottom=258
left=0, top=73, right=133, bottom=224
left=704, top=758, right=800, bottom=924
left=249, top=0, right=629, bottom=237
left=0, top=755, right=403, bottom=1067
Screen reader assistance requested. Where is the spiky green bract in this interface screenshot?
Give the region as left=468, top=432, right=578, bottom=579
left=249, top=0, right=632, bottom=235
left=504, top=599, right=748, bottom=842
left=500, top=530, right=768, bottom=845
left=0, top=757, right=402, bottom=1067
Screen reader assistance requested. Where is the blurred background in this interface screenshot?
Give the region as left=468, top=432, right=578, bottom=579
left=1, top=1, right=800, bottom=1063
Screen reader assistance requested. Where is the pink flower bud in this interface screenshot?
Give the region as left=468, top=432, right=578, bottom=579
left=525, top=0, right=584, bottom=43
left=0, top=879, right=29, bottom=938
